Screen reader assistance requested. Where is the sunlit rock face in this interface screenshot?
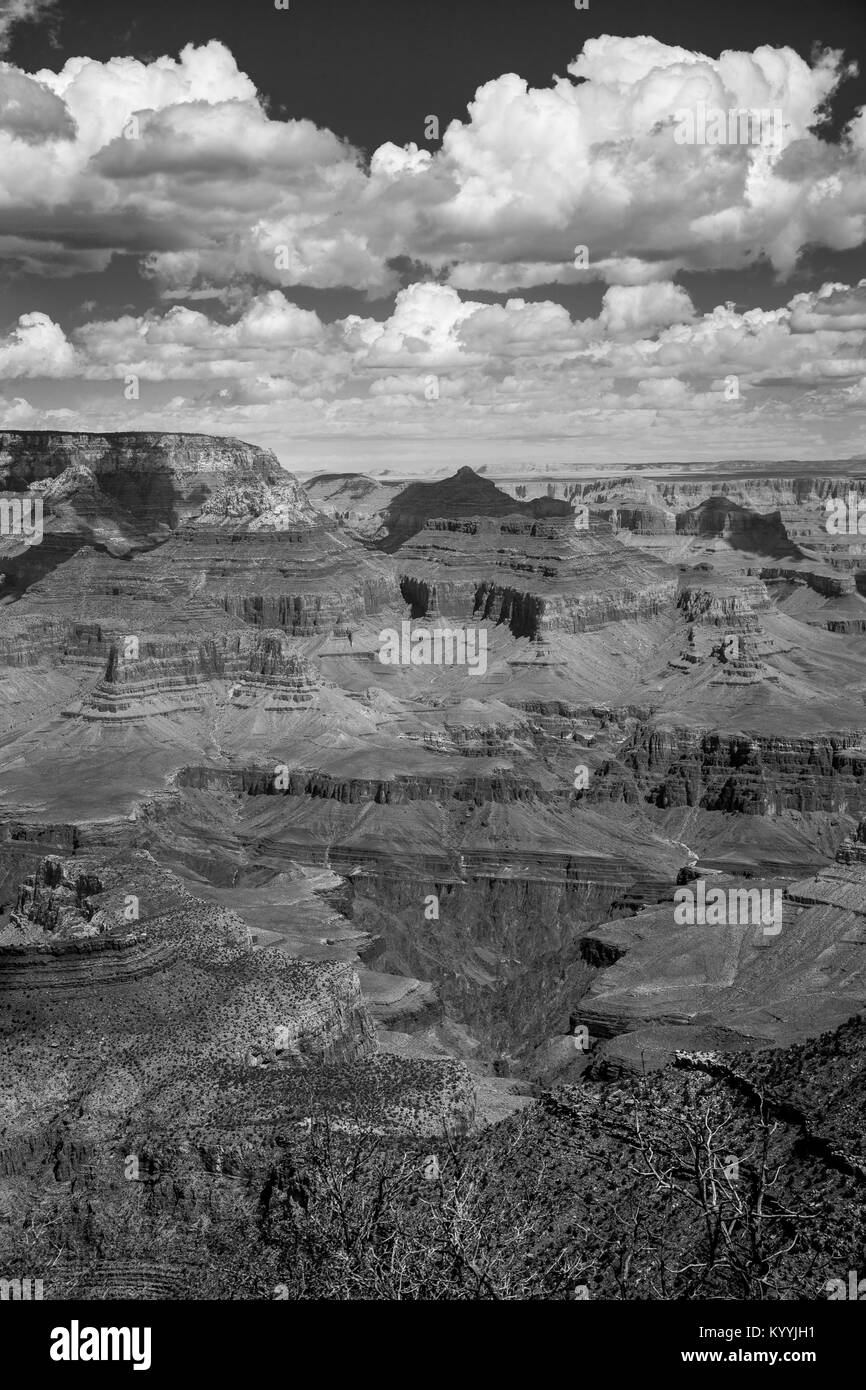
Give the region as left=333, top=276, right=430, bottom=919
left=0, top=432, right=303, bottom=611
left=66, top=633, right=323, bottom=721
left=0, top=430, right=319, bottom=534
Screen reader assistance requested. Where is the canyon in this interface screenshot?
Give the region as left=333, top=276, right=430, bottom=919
left=2, top=431, right=866, bottom=1297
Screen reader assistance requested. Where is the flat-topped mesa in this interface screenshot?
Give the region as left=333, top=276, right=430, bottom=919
left=0, top=430, right=327, bottom=599
left=77, top=638, right=220, bottom=719
left=0, top=430, right=319, bottom=530
left=72, top=631, right=322, bottom=719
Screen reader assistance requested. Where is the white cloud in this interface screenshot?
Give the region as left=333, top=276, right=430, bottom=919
left=0, top=311, right=78, bottom=376
left=0, top=36, right=861, bottom=292
left=0, top=277, right=863, bottom=470
left=0, top=64, right=75, bottom=142
left=599, top=283, right=696, bottom=335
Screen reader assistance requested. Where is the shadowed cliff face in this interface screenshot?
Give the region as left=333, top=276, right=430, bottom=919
left=474, top=582, right=545, bottom=638
left=400, top=575, right=432, bottom=619
left=377, top=465, right=572, bottom=551
left=399, top=573, right=547, bottom=637
left=675, top=496, right=802, bottom=558
left=1, top=431, right=233, bottom=532
left=0, top=430, right=321, bottom=597
left=0, top=534, right=119, bottom=600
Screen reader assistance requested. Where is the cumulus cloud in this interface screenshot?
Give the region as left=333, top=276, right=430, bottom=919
left=73, top=293, right=326, bottom=382
left=0, top=36, right=861, bottom=292
left=0, top=33, right=864, bottom=464
left=0, top=310, right=78, bottom=376
left=1, top=277, right=864, bottom=463
left=599, top=283, right=696, bottom=335
left=421, top=36, right=864, bottom=287
left=0, top=65, right=75, bottom=142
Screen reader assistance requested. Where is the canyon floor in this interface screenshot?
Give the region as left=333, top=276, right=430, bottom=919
left=1, top=431, right=864, bottom=1298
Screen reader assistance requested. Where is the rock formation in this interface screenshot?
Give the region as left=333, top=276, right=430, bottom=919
left=4, top=437, right=866, bottom=1298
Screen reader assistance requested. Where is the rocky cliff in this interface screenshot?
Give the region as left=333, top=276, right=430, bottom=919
left=598, top=724, right=866, bottom=815
left=392, top=510, right=677, bottom=636
left=0, top=430, right=318, bottom=531
left=66, top=632, right=322, bottom=720
left=377, top=465, right=572, bottom=551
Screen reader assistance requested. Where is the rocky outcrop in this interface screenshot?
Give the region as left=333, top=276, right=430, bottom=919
left=0, top=851, right=380, bottom=1111
left=8, top=855, right=104, bottom=938
left=230, top=641, right=319, bottom=709
left=79, top=640, right=215, bottom=718
left=391, top=509, right=677, bottom=636
left=667, top=581, right=788, bottom=685
left=0, top=431, right=324, bottom=601
left=675, top=497, right=797, bottom=557
left=760, top=566, right=855, bottom=598
left=0, top=430, right=318, bottom=533
left=420, top=719, right=527, bottom=757
left=576, top=473, right=866, bottom=577
left=178, top=763, right=560, bottom=806
left=600, top=724, right=866, bottom=814
left=0, top=933, right=181, bottom=993
left=70, top=631, right=322, bottom=720
left=836, top=816, right=866, bottom=864
left=0, top=434, right=403, bottom=649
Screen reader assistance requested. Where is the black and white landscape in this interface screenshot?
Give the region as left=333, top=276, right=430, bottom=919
left=1, top=0, right=866, bottom=1311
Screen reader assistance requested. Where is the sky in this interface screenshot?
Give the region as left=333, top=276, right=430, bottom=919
left=1, top=0, right=866, bottom=474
